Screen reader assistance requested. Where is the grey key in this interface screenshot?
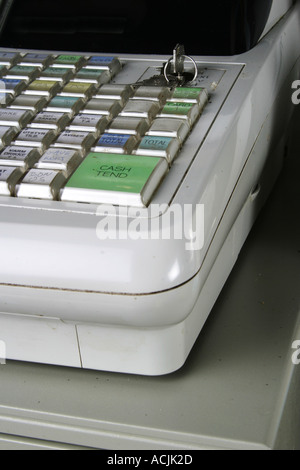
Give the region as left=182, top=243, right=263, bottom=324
left=20, top=53, right=53, bottom=67
left=0, top=52, right=21, bottom=65
left=133, top=86, right=171, bottom=103
left=0, top=65, right=8, bottom=78
left=16, top=169, right=66, bottom=200
left=0, top=166, right=23, bottom=196
left=82, top=98, right=121, bottom=118
left=34, top=148, right=81, bottom=176
left=74, top=68, right=111, bottom=84
left=0, top=146, right=40, bottom=169
left=9, top=94, right=48, bottom=111
left=146, top=117, right=190, bottom=143
left=107, top=116, right=150, bottom=136
left=119, top=99, right=160, bottom=120
left=95, top=84, right=133, bottom=104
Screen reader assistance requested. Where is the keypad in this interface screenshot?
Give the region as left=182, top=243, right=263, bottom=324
left=0, top=50, right=208, bottom=207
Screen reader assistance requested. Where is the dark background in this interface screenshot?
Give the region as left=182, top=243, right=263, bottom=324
left=0, top=0, right=272, bottom=55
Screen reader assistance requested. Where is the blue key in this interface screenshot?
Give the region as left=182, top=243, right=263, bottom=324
left=93, top=133, right=136, bottom=154
left=88, top=56, right=115, bottom=66
left=0, top=78, right=25, bottom=94
left=86, top=56, right=121, bottom=75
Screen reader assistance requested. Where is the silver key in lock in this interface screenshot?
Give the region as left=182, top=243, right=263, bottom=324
left=163, top=44, right=198, bottom=86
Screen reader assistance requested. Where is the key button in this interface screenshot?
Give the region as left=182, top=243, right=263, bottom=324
left=0, top=146, right=40, bottom=169
left=134, top=135, right=180, bottom=163
left=160, top=102, right=201, bottom=125
left=14, top=128, right=56, bottom=150
left=16, top=169, right=66, bottom=200
left=146, top=118, right=190, bottom=143
left=0, top=166, right=23, bottom=196
left=119, top=100, right=160, bottom=120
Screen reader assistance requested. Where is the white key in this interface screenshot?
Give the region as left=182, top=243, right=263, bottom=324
left=16, top=169, right=66, bottom=200
left=53, top=129, right=96, bottom=152
left=0, top=146, right=40, bottom=169
left=0, top=108, right=33, bottom=128
left=0, top=126, right=18, bottom=146
left=14, top=128, right=56, bottom=149
left=28, top=111, right=70, bottom=131
left=0, top=93, right=13, bottom=106
left=67, top=113, right=107, bottom=133
left=35, top=148, right=81, bottom=176
left=0, top=166, right=23, bottom=196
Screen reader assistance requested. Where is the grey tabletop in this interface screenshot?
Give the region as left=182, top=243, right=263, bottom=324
left=0, top=108, right=300, bottom=450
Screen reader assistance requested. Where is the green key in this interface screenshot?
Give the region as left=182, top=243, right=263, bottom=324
left=9, top=65, right=38, bottom=75
left=55, top=55, right=84, bottom=68
left=162, top=102, right=194, bottom=116
left=6, top=65, right=40, bottom=80
left=171, top=87, right=205, bottom=102
left=61, top=152, right=168, bottom=206
left=170, top=87, right=208, bottom=114
left=160, top=102, right=200, bottom=125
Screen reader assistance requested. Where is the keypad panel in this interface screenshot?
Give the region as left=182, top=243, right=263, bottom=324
left=0, top=51, right=208, bottom=207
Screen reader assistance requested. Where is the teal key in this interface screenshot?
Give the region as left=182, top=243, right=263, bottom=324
left=134, top=135, right=180, bottom=163
left=47, top=95, right=84, bottom=114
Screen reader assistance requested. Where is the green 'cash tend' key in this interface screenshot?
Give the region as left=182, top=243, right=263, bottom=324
left=61, top=152, right=168, bottom=206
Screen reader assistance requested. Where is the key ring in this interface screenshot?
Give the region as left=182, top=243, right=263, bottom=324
left=163, top=54, right=198, bottom=83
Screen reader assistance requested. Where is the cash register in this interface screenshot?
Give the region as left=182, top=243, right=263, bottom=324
left=0, top=0, right=298, bottom=375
